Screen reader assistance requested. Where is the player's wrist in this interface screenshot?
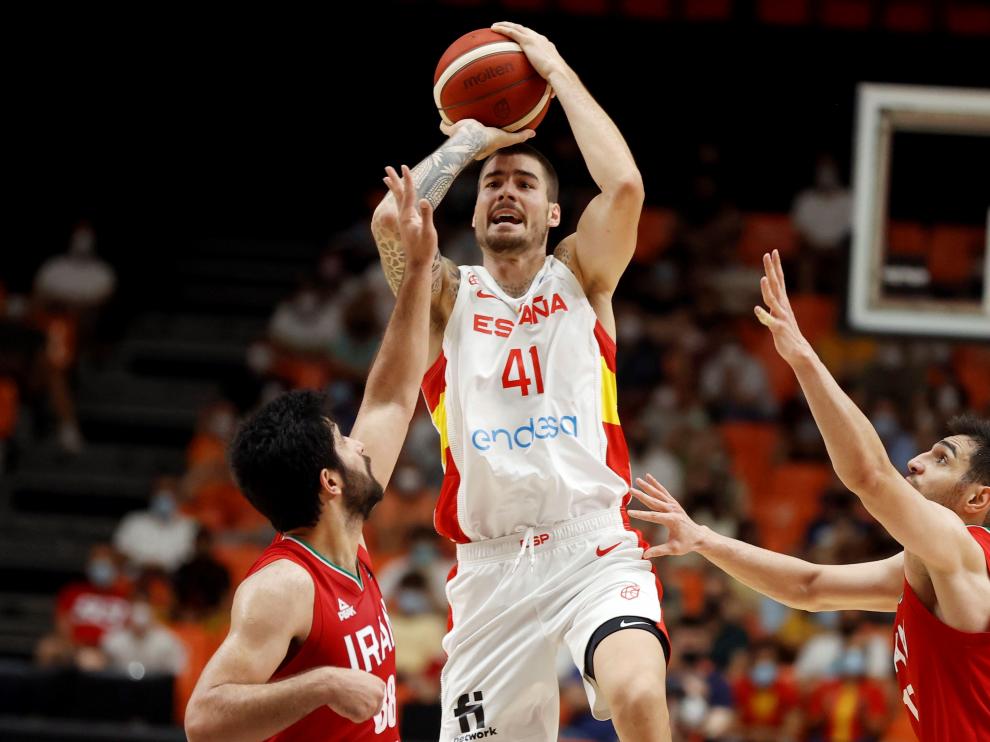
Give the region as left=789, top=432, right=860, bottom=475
left=693, top=525, right=718, bottom=554
left=316, top=666, right=348, bottom=705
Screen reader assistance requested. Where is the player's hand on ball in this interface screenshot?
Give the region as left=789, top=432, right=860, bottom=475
left=325, top=668, right=386, bottom=723
left=628, top=474, right=706, bottom=558
left=754, top=249, right=814, bottom=366
left=383, top=164, right=437, bottom=270
left=439, top=118, right=534, bottom=161
left=491, top=22, right=564, bottom=81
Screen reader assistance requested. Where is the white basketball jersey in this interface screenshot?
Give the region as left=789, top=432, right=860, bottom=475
left=421, top=256, right=632, bottom=542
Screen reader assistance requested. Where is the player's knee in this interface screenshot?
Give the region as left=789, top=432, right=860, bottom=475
left=609, top=675, right=668, bottom=721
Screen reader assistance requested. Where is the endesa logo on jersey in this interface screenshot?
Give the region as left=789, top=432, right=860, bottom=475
left=470, top=415, right=578, bottom=451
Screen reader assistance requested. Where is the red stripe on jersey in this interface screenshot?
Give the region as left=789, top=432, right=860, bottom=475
left=593, top=319, right=618, bottom=373
left=421, top=351, right=447, bottom=410
left=604, top=421, right=632, bottom=485
left=434, top=449, right=468, bottom=543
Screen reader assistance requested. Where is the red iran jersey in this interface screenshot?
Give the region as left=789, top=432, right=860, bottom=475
left=893, top=525, right=990, bottom=741
left=245, top=536, right=399, bottom=742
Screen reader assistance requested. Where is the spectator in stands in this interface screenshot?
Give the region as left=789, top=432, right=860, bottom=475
left=35, top=544, right=131, bottom=670
left=731, top=640, right=802, bottom=741
left=182, top=401, right=267, bottom=532
left=665, top=617, right=735, bottom=740
left=268, top=279, right=342, bottom=357
left=366, top=460, right=437, bottom=557
left=675, top=143, right=742, bottom=264
left=791, top=154, right=852, bottom=293
left=376, top=526, right=453, bottom=609
left=32, top=222, right=118, bottom=452
left=804, top=642, right=890, bottom=742
left=172, top=528, right=232, bottom=621
left=794, top=611, right=892, bottom=686
left=113, top=476, right=197, bottom=572
left=101, top=597, right=186, bottom=678
left=326, top=287, right=382, bottom=382
left=791, top=154, right=851, bottom=252
left=388, top=572, right=446, bottom=679
left=33, top=222, right=117, bottom=315
left=700, top=334, right=777, bottom=422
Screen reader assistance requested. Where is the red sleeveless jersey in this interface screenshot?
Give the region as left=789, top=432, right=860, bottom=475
left=245, top=535, right=399, bottom=741
left=892, top=525, right=990, bottom=741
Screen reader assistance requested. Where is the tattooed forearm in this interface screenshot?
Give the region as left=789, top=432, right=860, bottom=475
left=372, top=218, right=406, bottom=295
left=372, top=125, right=489, bottom=295
left=446, top=260, right=460, bottom=302
left=409, top=124, right=488, bottom=210
left=431, top=249, right=443, bottom=295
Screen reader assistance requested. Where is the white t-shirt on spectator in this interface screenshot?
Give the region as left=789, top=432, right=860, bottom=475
left=791, top=188, right=852, bottom=251
left=113, top=512, right=197, bottom=572
left=102, top=626, right=186, bottom=675
left=35, top=256, right=117, bottom=307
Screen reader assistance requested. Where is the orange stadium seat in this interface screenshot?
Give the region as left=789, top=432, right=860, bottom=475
left=558, top=0, right=609, bottom=14
left=946, top=2, right=990, bottom=36
left=752, top=463, right=832, bottom=553
left=926, top=224, right=984, bottom=286
left=738, top=212, right=799, bottom=266
left=955, top=345, right=990, bottom=411
left=718, top=422, right=779, bottom=496
left=882, top=0, right=934, bottom=33
left=789, top=294, right=838, bottom=345
left=758, top=0, right=811, bottom=25
left=172, top=620, right=228, bottom=724
left=886, top=221, right=929, bottom=257
left=753, top=335, right=800, bottom=402
left=620, top=0, right=671, bottom=19
left=682, top=0, right=733, bottom=22
left=0, top=377, right=18, bottom=440
left=820, top=0, right=873, bottom=29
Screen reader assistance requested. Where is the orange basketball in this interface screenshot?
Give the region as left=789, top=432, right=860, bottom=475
left=434, top=29, right=552, bottom=132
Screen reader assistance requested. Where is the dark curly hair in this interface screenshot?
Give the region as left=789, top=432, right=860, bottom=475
left=229, top=391, right=342, bottom=532
left=948, top=414, right=990, bottom=488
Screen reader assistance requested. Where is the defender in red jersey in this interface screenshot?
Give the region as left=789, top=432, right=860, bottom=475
left=631, top=251, right=990, bottom=742
left=185, top=166, right=438, bottom=742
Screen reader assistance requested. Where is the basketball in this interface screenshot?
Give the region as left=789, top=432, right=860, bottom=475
left=433, top=29, right=552, bottom=132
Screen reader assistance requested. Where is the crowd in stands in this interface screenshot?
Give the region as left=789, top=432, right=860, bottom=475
left=1, top=137, right=987, bottom=742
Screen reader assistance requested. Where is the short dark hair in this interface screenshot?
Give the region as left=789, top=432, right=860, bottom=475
left=947, top=414, right=990, bottom=488
left=229, top=391, right=342, bottom=532
left=479, top=143, right=559, bottom=202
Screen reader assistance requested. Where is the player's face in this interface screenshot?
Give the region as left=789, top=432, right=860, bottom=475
left=329, top=422, right=384, bottom=520
left=474, top=154, right=557, bottom=255
left=905, top=435, right=976, bottom=509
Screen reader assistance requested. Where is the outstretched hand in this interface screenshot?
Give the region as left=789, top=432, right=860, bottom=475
left=382, top=165, right=437, bottom=270
left=754, top=249, right=813, bottom=365
left=628, top=475, right=707, bottom=559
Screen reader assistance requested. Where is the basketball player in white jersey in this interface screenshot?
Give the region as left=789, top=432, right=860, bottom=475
left=372, top=22, right=670, bottom=742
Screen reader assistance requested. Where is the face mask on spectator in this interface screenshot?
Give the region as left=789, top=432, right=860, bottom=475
left=130, top=602, right=153, bottom=629
left=397, top=589, right=431, bottom=615
left=750, top=660, right=778, bottom=687
left=679, top=694, right=708, bottom=728
left=410, top=542, right=438, bottom=568
left=88, top=559, right=117, bottom=588
left=838, top=648, right=866, bottom=678
left=394, top=466, right=424, bottom=495
left=151, top=491, right=177, bottom=520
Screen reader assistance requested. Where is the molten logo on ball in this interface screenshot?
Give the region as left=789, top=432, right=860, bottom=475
left=463, top=63, right=515, bottom=89
left=434, top=28, right=553, bottom=131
